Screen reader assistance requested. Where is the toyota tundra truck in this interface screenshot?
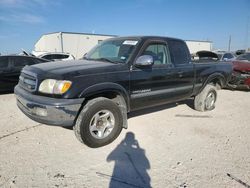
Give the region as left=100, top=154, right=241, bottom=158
left=14, top=36, right=232, bottom=147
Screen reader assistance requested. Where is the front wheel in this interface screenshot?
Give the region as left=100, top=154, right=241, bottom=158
left=74, top=97, right=123, bottom=148
left=194, top=84, right=217, bottom=112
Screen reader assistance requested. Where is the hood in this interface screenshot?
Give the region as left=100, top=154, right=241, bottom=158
left=25, top=60, right=123, bottom=78
left=232, top=60, right=250, bottom=72
left=196, top=51, right=219, bottom=60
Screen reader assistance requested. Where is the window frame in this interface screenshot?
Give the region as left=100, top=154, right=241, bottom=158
left=135, top=40, right=173, bottom=68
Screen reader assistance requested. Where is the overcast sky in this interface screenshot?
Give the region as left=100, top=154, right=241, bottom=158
left=0, top=0, right=250, bottom=54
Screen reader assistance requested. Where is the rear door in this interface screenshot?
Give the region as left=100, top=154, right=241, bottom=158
left=168, top=39, right=195, bottom=99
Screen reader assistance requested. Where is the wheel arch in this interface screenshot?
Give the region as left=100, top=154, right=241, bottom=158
left=200, top=73, right=226, bottom=92
left=78, top=83, right=129, bottom=128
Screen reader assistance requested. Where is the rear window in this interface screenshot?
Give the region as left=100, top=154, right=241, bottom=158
left=43, top=54, right=68, bottom=60
left=223, top=53, right=234, bottom=59
left=0, top=57, right=9, bottom=69
left=168, top=40, right=190, bottom=64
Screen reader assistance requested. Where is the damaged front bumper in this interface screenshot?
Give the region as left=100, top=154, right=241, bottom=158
left=228, top=71, right=250, bottom=89
left=14, top=85, right=84, bottom=127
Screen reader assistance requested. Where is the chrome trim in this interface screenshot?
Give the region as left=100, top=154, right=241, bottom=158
left=19, top=70, right=38, bottom=92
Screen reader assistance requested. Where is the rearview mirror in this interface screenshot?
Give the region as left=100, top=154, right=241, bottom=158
left=135, top=55, right=154, bottom=67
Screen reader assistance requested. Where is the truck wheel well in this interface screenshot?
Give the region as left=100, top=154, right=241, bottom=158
left=85, top=91, right=127, bottom=109
left=209, top=77, right=224, bottom=90
left=83, top=91, right=128, bottom=129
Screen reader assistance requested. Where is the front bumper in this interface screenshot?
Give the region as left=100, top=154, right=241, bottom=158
left=14, top=85, right=84, bottom=127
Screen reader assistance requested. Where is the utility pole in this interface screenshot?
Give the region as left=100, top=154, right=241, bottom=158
left=228, top=35, right=231, bottom=52
left=246, top=16, right=249, bottom=51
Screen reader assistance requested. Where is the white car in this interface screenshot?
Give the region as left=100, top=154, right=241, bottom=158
left=37, top=52, right=75, bottom=61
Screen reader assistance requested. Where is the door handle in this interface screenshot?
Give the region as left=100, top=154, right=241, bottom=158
left=178, top=71, right=183, bottom=77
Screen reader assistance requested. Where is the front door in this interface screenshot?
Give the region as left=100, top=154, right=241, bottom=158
left=130, top=41, right=178, bottom=110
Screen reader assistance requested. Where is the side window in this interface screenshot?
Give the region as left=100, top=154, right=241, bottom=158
left=168, top=40, right=190, bottom=64
left=12, top=57, right=28, bottom=67
left=54, top=54, right=68, bottom=59
left=12, top=57, right=37, bottom=67
left=0, top=57, right=9, bottom=69
left=142, top=43, right=171, bottom=65
left=43, top=55, right=54, bottom=60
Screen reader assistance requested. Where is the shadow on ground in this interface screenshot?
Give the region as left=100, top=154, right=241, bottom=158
left=105, top=132, right=151, bottom=188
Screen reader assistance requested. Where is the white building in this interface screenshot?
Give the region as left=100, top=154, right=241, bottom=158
left=185, top=40, right=212, bottom=54
left=33, top=32, right=213, bottom=59
left=33, top=32, right=115, bottom=59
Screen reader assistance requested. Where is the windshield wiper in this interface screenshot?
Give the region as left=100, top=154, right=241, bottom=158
left=95, top=58, right=118, bottom=64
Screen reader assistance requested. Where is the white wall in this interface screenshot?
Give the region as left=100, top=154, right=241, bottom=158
left=185, top=40, right=212, bottom=54
left=34, top=33, right=62, bottom=53
left=34, top=32, right=114, bottom=59
left=62, top=33, right=113, bottom=59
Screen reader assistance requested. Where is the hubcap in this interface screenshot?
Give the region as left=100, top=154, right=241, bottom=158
left=205, top=92, right=216, bottom=109
left=89, top=110, right=115, bottom=139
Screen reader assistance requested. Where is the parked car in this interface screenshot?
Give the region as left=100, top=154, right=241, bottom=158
left=14, top=36, right=232, bottom=148
left=235, top=49, right=246, bottom=56
left=37, top=52, right=75, bottom=61
left=0, top=55, right=50, bottom=92
left=216, top=52, right=235, bottom=61
left=228, top=52, right=250, bottom=89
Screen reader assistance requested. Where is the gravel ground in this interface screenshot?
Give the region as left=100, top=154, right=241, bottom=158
left=0, top=89, right=249, bottom=188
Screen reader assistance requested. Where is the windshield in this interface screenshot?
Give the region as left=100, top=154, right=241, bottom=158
left=85, top=38, right=139, bottom=63
left=236, top=53, right=250, bottom=62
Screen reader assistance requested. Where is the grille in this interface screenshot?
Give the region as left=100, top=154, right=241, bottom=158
left=19, top=71, right=37, bottom=92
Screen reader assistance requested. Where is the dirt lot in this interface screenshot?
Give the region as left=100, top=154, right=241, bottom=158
left=0, top=89, right=249, bottom=188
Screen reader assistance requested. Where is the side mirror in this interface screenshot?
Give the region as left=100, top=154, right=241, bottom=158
left=135, top=55, right=154, bottom=67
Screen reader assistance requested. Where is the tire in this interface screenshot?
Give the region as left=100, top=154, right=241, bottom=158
left=194, top=84, right=217, bottom=112
left=73, top=97, right=123, bottom=148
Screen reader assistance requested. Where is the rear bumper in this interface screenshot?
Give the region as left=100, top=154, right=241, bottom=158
left=14, top=85, right=84, bottom=127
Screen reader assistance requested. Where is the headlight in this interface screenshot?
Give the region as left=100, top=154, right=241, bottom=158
left=39, top=79, right=72, bottom=94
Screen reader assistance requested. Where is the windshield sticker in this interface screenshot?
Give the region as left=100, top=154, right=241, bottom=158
left=120, top=56, right=126, bottom=60
left=123, top=40, right=138, bottom=45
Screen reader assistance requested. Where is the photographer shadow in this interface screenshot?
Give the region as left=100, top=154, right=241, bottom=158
left=107, top=132, right=151, bottom=188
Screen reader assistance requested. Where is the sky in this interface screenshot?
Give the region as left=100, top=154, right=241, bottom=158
left=0, top=0, right=250, bottom=54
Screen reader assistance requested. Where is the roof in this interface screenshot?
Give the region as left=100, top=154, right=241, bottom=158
left=185, top=39, right=212, bottom=43
left=104, top=35, right=184, bottom=42
left=43, top=31, right=117, bottom=37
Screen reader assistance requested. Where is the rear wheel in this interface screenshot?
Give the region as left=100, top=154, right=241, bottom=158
left=194, top=84, right=217, bottom=112
left=74, top=97, right=123, bottom=148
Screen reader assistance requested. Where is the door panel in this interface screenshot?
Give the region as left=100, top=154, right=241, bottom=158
left=130, top=65, right=178, bottom=110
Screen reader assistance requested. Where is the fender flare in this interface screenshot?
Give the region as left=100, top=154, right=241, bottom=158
left=199, top=73, right=226, bottom=93
left=79, top=82, right=130, bottom=111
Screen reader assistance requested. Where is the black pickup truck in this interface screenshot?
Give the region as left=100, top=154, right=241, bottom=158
left=14, top=36, right=232, bottom=147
